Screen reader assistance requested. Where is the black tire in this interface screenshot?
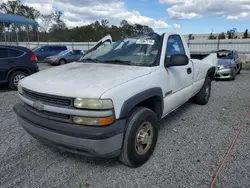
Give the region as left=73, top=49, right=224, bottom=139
left=119, top=107, right=159, bottom=168
left=230, top=68, right=236, bottom=80
left=8, top=71, right=28, bottom=90
left=195, top=77, right=211, bottom=105
left=237, top=64, right=242, bottom=75
left=59, top=59, right=66, bottom=65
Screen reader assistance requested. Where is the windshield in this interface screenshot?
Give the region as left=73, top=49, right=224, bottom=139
left=58, top=50, right=71, bottom=55
left=217, top=51, right=233, bottom=60
left=81, top=33, right=162, bottom=66
left=218, top=59, right=232, bottom=65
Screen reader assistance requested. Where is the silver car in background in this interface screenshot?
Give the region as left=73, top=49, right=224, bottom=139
left=45, top=50, right=85, bottom=65
left=214, top=49, right=242, bottom=80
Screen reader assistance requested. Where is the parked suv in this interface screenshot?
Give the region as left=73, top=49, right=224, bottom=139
left=33, top=45, right=67, bottom=61
left=0, top=45, right=39, bottom=90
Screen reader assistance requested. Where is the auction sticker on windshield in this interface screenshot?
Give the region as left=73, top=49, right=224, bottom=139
left=136, top=39, right=155, bottom=45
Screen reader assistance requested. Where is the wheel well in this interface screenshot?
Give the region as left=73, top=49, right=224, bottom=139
left=136, top=96, right=163, bottom=120
left=207, top=67, right=216, bottom=80
left=60, top=58, right=66, bottom=62
left=7, top=69, right=30, bottom=80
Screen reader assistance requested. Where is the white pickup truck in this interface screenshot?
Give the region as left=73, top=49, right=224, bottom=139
left=14, top=32, right=217, bottom=168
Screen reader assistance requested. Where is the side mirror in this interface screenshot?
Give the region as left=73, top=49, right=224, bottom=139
left=165, top=54, right=189, bottom=67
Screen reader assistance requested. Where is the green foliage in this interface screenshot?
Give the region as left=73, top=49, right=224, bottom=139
left=243, top=29, right=248, bottom=39
left=227, top=28, right=237, bottom=39
left=208, top=32, right=216, bottom=39
left=188, top=34, right=194, bottom=40
left=218, top=32, right=226, bottom=39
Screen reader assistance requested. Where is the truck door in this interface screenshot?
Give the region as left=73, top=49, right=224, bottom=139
left=166, top=35, right=193, bottom=93
left=162, top=34, right=194, bottom=115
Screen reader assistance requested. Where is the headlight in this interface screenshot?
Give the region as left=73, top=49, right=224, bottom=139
left=18, top=84, right=23, bottom=95
left=73, top=116, right=115, bottom=126
left=74, top=98, right=113, bottom=110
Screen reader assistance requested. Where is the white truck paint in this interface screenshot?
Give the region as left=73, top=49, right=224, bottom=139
left=14, top=32, right=218, bottom=167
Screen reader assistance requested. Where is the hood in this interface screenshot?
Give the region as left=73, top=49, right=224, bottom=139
left=20, top=62, right=152, bottom=98
left=218, top=59, right=233, bottom=66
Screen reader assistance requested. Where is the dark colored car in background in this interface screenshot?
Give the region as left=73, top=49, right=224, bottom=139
left=45, top=49, right=85, bottom=65
left=214, top=49, right=242, bottom=80
left=0, top=45, right=39, bottom=90
left=33, top=45, right=67, bottom=61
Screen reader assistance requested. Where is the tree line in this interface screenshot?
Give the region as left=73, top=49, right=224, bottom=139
left=188, top=28, right=249, bottom=41
left=0, top=0, right=153, bottom=42
left=208, top=28, right=249, bottom=40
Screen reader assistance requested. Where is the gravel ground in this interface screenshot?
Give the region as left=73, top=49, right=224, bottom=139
left=0, top=65, right=250, bottom=188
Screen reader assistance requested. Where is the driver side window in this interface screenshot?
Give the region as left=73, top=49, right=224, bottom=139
left=166, top=35, right=185, bottom=58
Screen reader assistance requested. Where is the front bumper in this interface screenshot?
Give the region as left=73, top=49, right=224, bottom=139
left=13, top=103, right=126, bottom=158
left=214, top=67, right=234, bottom=79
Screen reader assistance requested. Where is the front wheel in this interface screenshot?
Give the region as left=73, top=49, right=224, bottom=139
left=237, top=64, right=242, bottom=75
left=195, top=77, right=211, bottom=105
left=59, top=59, right=66, bottom=65
left=230, top=68, right=236, bottom=80
left=8, top=71, right=28, bottom=90
left=119, top=107, right=159, bottom=168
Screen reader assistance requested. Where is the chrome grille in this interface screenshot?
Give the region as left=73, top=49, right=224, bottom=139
left=25, top=104, right=70, bottom=120
left=23, top=89, right=72, bottom=107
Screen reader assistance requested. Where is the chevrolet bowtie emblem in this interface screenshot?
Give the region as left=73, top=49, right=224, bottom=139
left=33, top=101, right=44, bottom=111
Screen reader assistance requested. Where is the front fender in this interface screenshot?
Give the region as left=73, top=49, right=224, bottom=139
left=119, top=87, right=163, bottom=119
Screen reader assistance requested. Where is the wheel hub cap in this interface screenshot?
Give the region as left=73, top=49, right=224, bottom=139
left=205, top=85, right=210, bottom=100
left=13, top=74, right=25, bottom=87
left=135, top=122, right=153, bottom=155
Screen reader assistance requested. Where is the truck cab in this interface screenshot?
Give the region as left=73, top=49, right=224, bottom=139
left=14, top=32, right=217, bottom=168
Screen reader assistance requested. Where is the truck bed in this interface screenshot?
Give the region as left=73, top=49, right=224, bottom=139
left=191, top=53, right=218, bottom=67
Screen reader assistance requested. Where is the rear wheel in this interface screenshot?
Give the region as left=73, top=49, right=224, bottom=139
left=8, top=71, right=28, bottom=90
left=119, top=107, right=159, bottom=168
left=195, top=77, right=211, bottom=105
left=59, top=59, right=66, bottom=65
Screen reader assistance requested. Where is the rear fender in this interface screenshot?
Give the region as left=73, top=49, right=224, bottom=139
left=7, top=67, right=31, bottom=80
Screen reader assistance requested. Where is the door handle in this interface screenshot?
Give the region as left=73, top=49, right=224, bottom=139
left=187, top=67, right=192, bottom=74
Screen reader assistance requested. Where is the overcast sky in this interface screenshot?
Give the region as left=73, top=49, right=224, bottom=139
left=2, top=0, right=250, bottom=34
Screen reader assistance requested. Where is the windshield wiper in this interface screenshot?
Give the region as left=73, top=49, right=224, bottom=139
left=80, top=58, right=99, bottom=63
left=102, top=59, right=134, bottom=65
